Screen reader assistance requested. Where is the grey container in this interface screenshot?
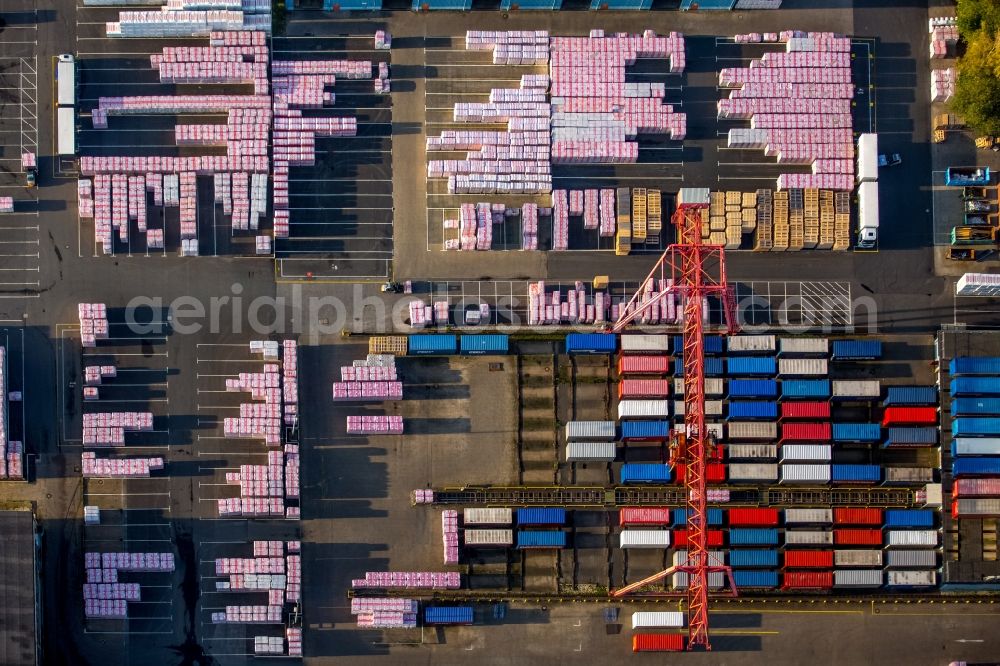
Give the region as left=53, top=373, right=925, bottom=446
left=727, top=463, right=778, bottom=482
left=885, top=530, right=938, bottom=548
left=672, top=571, right=726, bottom=590
left=780, top=444, right=832, bottom=462
left=727, top=444, right=777, bottom=460
left=885, top=550, right=938, bottom=568
left=953, top=498, right=1000, bottom=517
left=674, top=400, right=723, bottom=417
left=620, top=334, right=670, bottom=353
left=464, top=529, right=513, bottom=546
left=834, top=549, right=883, bottom=567
left=675, top=423, right=724, bottom=439
left=674, top=378, right=724, bottom=396
left=779, top=337, right=829, bottom=355
left=564, top=421, right=616, bottom=441
left=887, top=570, right=937, bottom=586
left=728, top=422, right=778, bottom=440
left=832, top=380, right=881, bottom=399
left=884, top=467, right=935, bottom=484
left=728, top=335, right=776, bottom=354
left=463, top=508, right=512, bottom=525
left=565, top=442, right=617, bottom=462
left=834, top=569, right=883, bottom=588
left=778, top=358, right=829, bottom=377
left=784, top=530, right=834, bottom=545
left=784, top=508, right=832, bottom=524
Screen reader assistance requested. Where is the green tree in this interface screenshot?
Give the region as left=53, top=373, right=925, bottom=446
left=954, top=0, right=1000, bottom=136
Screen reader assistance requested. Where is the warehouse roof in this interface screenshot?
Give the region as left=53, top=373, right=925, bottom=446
left=0, top=511, right=38, bottom=666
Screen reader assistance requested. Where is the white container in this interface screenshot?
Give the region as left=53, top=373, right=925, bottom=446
left=565, top=441, right=616, bottom=462
left=632, top=611, right=685, bottom=629
left=727, top=444, right=777, bottom=459
left=672, top=570, right=725, bottom=590
left=727, top=463, right=778, bottom=482
left=885, top=550, right=937, bottom=568
left=886, top=570, right=936, bottom=587
left=778, top=358, right=828, bottom=377
left=620, top=334, right=670, bottom=353
left=672, top=550, right=726, bottom=567
left=727, top=422, right=777, bottom=440
left=463, top=529, right=513, bottom=546
left=674, top=423, right=724, bottom=440
left=565, top=421, right=616, bottom=440
left=727, top=335, right=776, bottom=354
left=856, top=133, right=878, bottom=184
left=780, top=464, right=831, bottom=483
left=618, top=400, right=670, bottom=419
left=784, top=508, right=832, bottom=524
left=834, top=549, right=883, bottom=567
left=463, top=508, right=512, bottom=525
left=953, top=438, right=1000, bottom=456
left=885, top=530, right=938, bottom=548
left=834, top=569, right=882, bottom=588
left=779, top=338, right=829, bottom=356
left=957, top=273, right=1000, bottom=297
left=674, top=378, right=724, bottom=396
left=832, top=380, right=880, bottom=399
left=619, top=529, right=671, bottom=549
left=784, top=530, right=834, bottom=545
left=58, top=107, right=76, bottom=155
left=858, top=180, right=879, bottom=231
left=674, top=400, right=723, bottom=417
left=781, top=444, right=832, bottom=462
left=57, top=56, right=76, bottom=106
left=953, top=498, right=1000, bottom=517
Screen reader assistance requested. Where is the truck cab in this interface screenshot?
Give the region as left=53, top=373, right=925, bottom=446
left=857, top=227, right=877, bottom=249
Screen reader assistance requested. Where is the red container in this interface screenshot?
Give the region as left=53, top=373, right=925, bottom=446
left=784, top=550, right=834, bottom=568
left=675, top=463, right=726, bottom=484
left=780, top=422, right=831, bottom=442
left=781, top=401, right=831, bottom=420
left=618, top=355, right=671, bottom=375
left=834, top=528, right=883, bottom=545
left=619, top=378, right=670, bottom=399
left=673, top=529, right=725, bottom=548
left=727, top=508, right=779, bottom=526
left=953, top=478, right=1000, bottom=498
left=833, top=508, right=883, bottom=525
left=633, top=633, right=685, bottom=653
left=881, top=406, right=937, bottom=426
left=781, top=570, right=833, bottom=590
left=620, top=507, right=671, bottom=526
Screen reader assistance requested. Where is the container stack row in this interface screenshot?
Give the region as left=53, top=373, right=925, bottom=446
left=948, top=357, right=1000, bottom=520
left=459, top=508, right=568, bottom=551
left=83, top=551, right=175, bottom=619
left=720, top=31, right=855, bottom=192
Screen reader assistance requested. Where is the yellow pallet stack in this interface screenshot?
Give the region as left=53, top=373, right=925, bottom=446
left=818, top=189, right=835, bottom=250
left=833, top=191, right=851, bottom=251
left=754, top=189, right=773, bottom=251
left=741, top=191, right=758, bottom=233
left=369, top=336, right=408, bottom=355
left=631, top=187, right=647, bottom=243
left=646, top=190, right=662, bottom=245
left=787, top=188, right=804, bottom=251
left=616, top=187, right=631, bottom=255
left=772, top=190, right=789, bottom=251
left=803, top=188, right=819, bottom=249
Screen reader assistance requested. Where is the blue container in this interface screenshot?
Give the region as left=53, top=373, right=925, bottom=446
left=831, top=340, right=882, bottom=361
left=620, top=421, right=671, bottom=440
left=674, top=335, right=724, bottom=355
left=885, top=510, right=934, bottom=528
left=620, top=463, right=671, bottom=483
left=832, top=423, right=881, bottom=443
left=679, top=357, right=723, bottom=376
left=411, top=0, right=470, bottom=7
left=951, top=377, right=1000, bottom=396
left=516, top=508, right=566, bottom=525
left=831, top=464, right=881, bottom=483
left=516, top=530, right=566, bottom=548
left=591, top=0, right=651, bottom=7
left=884, top=427, right=937, bottom=447
left=728, top=549, right=779, bottom=568
left=953, top=457, right=1000, bottom=476
left=952, top=418, right=1000, bottom=437
left=726, top=357, right=777, bottom=377
left=950, top=357, right=1000, bottom=376
left=727, top=401, right=778, bottom=420
left=729, top=379, right=778, bottom=398
left=781, top=380, right=831, bottom=399
left=729, top=528, right=779, bottom=546
left=460, top=334, right=508, bottom=355
left=424, top=606, right=474, bottom=624
left=409, top=334, right=457, bottom=355
left=566, top=333, right=616, bottom=354
left=952, top=398, right=1000, bottom=416
left=884, top=386, right=938, bottom=406
left=673, top=508, right=724, bottom=526
left=732, top=570, right=779, bottom=588
left=332, top=0, right=382, bottom=7
left=504, top=0, right=562, bottom=7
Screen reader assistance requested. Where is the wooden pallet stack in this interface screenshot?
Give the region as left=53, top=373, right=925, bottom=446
left=833, top=191, right=851, bottom=250
left=773, top=190, right=790, bottom=251
left=803, top=188, right=819, bottom=249
left=741, top=191, right=758, bottom=233
left=754, top=189, right=773, bottom=251
left=631, top=187, right=647, bottom=244
left=818, top=189, right=835, bottom=249
left=788, top=188, right=805, bottom=251
left=709, top=191, right=725, bottom=241
left=724, top=190, right=743, bottom=249
left=646, top=190, right=661, bottom=246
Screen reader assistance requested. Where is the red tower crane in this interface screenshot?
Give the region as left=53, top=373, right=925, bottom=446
left=610, top=190, right=739, bottom=651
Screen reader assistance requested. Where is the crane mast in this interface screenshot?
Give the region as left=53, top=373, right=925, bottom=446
left=611, top=189, right=738, bottom=650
